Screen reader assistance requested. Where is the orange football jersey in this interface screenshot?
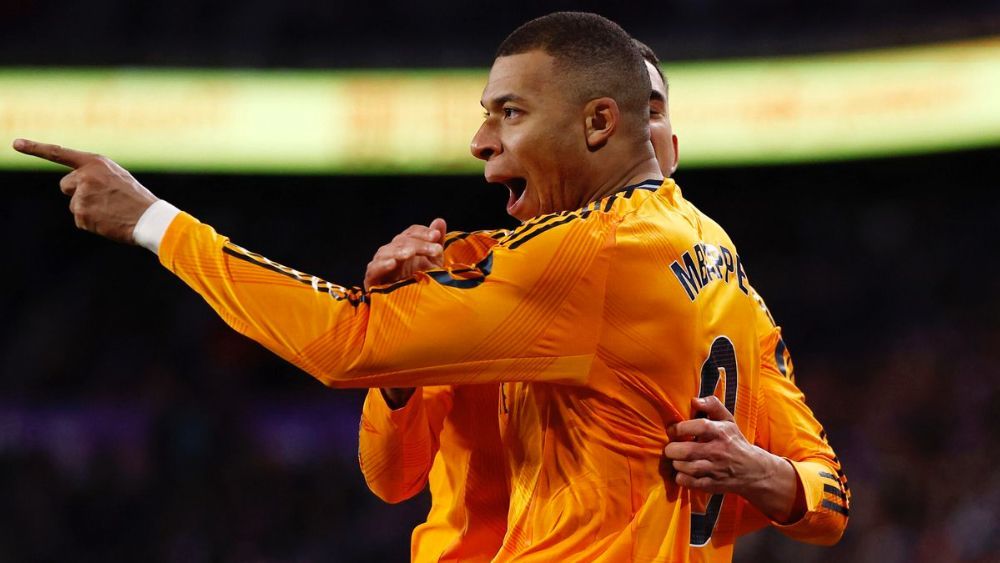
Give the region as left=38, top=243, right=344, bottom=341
left=360, top=385, right=508, bottom=562
left=355, top=241, right=848, bottom=561
left=732, top=290, right=851, bottom=545
left=158, top=178, right=767, bottom=561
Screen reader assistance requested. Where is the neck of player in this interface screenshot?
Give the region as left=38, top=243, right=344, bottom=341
left=583, top=157, right=663, bottom=207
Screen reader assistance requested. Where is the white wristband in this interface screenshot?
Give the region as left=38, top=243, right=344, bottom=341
left=133, top=200, right=181, bottom=255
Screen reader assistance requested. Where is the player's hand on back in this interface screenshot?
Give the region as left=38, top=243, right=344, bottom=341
left=664, top=395, right=802, bottom=523
left=664, top=396, right=770, bottom=495
left=13, top=139, right=158, bottom=244
left=364, top=218, right=447, bottom=290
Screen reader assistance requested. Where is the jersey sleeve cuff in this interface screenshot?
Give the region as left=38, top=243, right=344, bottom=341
left=769, top=459, right=849, bottom=544
left=133, top=200, right=182, bottom=255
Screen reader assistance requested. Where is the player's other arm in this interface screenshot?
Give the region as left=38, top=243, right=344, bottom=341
left=664, top=298, right=849, bottom=544
left=748, top=326, right=850, bottom=545
left=358, top=386, right=452, bottom=503
left=16, top=140, right=611, bottom=389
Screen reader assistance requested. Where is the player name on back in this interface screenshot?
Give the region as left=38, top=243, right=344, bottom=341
left=670, top=241, right=749, bottom=302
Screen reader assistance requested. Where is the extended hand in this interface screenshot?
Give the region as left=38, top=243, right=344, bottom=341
left=364, top=219, right=447, bottom=290
left=13, top=139, right=157, bottom=244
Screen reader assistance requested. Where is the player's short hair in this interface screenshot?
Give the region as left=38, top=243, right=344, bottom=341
left=496, top=12, right=650, bottom=134
left=632, top=38, right=669, bottom=95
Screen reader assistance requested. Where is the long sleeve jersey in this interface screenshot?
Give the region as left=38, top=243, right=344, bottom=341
left=360, top=385, right=509, bottom=562
left=355, top=236, right=849, bottom=561
left=732, top=290, right=851, bottom=545
left=358, top=230, right=511, bottom=563
left=155, top=178, right=767, bottom=561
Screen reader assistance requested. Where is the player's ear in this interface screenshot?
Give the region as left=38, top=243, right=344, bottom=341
left=668, top=134, right=679, bottom=176
left=583, top=97, right=619, bottom=150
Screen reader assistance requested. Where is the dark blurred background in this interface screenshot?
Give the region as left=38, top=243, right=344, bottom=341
left=2, top=1, right=1000, bottom=561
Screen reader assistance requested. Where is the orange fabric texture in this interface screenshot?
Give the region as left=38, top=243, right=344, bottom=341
left=358, top=231, right=511, bottom=563
left=357, top=253, right=848, bottom=562
left=360, top=385, right=509, bottom=562
left=159, top=179, right=769, bottom=561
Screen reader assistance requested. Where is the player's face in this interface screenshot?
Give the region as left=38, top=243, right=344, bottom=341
left=471, top=51, right=588, bottom=222
left=646, top=61, right=679, bottom=177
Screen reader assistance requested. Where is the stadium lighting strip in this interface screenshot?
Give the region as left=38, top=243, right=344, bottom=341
left=1, top=37, right=998, bottom=174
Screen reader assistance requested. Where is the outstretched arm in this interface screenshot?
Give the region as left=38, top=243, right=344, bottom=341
left=16, top=139, right=612, bottom=389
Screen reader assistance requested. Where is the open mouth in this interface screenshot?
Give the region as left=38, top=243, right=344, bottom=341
left=504, top=178, right=527, bottom=213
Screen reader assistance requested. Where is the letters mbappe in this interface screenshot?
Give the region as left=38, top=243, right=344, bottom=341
left=669, top=242, right=749, bottom=301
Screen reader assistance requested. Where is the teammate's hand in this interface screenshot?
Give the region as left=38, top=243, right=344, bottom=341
left=366, top=220, right=448, bottom=408
left=664, top=396, right=774, bottom=495
left=664, top=396, right=801, bottom=523
left=364, top=219, right=447, bottom=290
left=13, top=139, right=158, bottom=244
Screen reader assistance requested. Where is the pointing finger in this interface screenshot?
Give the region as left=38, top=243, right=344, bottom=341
left=12, top=139, right=97, bottom=169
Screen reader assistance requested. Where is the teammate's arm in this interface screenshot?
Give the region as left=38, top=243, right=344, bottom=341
left=358, top=221, right=456, bottom=502
left=358, top=386, right=453, bottom=503
left=363, top=219, right=449, bottom=409
left=17, top=140, right=611, bottom=389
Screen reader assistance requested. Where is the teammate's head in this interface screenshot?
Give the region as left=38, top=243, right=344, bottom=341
left=633, top=39, right=679, bottom=177
left=471, top=12, right=658, bottom=221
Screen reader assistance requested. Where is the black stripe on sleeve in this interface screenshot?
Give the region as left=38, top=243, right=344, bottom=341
left=222, top=246, right=341, bottom=294
left=824, top=484, right=848, bottom=501
left=222, top=245, right=364, bottom=306
left=821, top=499, right=850, bottom=517
left=366, top=278, right=418, bottom=296
left=819, top=471, right=839, bottom=481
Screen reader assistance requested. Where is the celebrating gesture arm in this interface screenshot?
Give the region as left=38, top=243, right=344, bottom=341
left=15, top=139, right=611, bottom=390
left=13, top=139, right=157, bottom=243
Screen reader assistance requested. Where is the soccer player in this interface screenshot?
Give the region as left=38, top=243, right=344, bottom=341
left=356, top=41, right=849, bottom=561
left=15, top=12, right=843, bottom=561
